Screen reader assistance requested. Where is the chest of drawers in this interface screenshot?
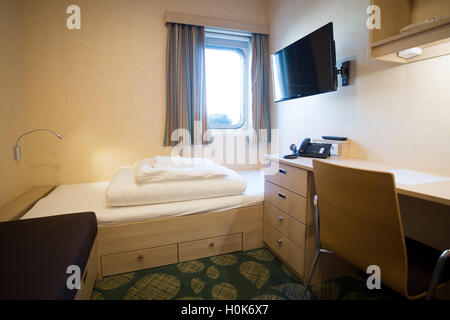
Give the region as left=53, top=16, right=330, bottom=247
left=264, top=162, right=310, bottom=278
left=264, top=160, right=352, bottom=282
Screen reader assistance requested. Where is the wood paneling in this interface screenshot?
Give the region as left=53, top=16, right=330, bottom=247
left=370, top=0, right=450, bottom=63
left=371, top=0, right=412, bottom=43
left=411, top=0, right=450, bottom=23
left=399, top=194, right=450, bottom=251
left=371, top=20, right=450, bottom=61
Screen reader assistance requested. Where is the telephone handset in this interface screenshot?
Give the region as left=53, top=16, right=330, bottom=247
left=298, top=138, right=311, bottom=155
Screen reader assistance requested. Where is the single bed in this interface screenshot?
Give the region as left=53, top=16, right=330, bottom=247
left=22, top=170, right=264, bottom=277
left=23, top=170, right=264, bottom=225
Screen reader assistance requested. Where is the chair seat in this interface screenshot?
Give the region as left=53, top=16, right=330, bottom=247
left=406, top=237, right=450, bottom=297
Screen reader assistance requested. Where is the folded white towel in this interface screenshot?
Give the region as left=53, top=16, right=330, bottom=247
left=107, top=166, right=247, bottom=207
left=134, top=157, right=228, bottom=184
left=154, top=156, right=195, bottom=168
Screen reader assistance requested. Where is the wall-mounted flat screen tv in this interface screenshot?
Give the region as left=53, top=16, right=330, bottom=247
left=271, top=22, right=337, bottom=102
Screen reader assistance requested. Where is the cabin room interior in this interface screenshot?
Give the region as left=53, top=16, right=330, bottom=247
left=0, top=0, right=449, bottom=302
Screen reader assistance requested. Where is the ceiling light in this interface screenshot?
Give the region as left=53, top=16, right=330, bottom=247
left=398, top=47, right=423, bottom=59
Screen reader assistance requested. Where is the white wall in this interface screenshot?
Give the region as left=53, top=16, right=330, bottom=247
left=267, top=0, right=450, bottom=176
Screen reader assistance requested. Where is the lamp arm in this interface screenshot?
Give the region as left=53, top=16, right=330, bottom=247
left=15, top=129, right=63, bottom=146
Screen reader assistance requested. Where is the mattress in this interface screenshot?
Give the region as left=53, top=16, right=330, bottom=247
left=22, top=170, right=264, bottom=226
left=0, top=212, right=97, bottom=300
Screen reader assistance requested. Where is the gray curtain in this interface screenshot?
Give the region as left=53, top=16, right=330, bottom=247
left=164, top=23, right=208, bottom=147
left=251, top=33, right=271, bottom=143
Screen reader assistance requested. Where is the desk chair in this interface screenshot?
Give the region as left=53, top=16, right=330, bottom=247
left=301, top=160, right=450, bottom=300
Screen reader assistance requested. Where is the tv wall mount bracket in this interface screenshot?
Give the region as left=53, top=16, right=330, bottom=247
left=336, top=61, right=350, bottom=86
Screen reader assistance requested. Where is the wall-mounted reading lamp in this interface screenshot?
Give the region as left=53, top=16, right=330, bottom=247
left=14, top=129, right=63, bottom=160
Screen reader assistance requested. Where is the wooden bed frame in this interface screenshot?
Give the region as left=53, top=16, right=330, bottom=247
left=1, top=186, right=263, bottom=279
left=97, top=205, right=263, bottom=278
left=76, top=238, right=98, bottom=300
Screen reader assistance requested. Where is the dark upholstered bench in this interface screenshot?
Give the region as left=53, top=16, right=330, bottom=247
left=0, top=212, right=97, bottom=300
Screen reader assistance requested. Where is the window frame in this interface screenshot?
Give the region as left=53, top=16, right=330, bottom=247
left=205, top=29, right=251, bottom=131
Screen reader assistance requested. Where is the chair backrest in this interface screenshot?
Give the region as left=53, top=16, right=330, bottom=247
left=312, top=160, right=409, bottom=297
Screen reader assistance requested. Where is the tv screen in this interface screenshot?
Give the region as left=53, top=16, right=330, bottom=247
left=271, top=22, right=337, bottom=102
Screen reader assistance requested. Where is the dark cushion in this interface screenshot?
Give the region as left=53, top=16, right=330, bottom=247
left=0, top=212, right=97, bottom=300
left=406, top=237, right=450, bottom=297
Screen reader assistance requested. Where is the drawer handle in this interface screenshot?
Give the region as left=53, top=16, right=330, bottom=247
left=278, top=192, right=286, bottom=199
left=138, top=254, right=145, bottom=260
left=279, top=169, right=287, bottom=175
left=277, top=239, right=283, bottom=245
left=277, top=216, right=284, bottom=222
left=209, top=243, right=215, bottom=248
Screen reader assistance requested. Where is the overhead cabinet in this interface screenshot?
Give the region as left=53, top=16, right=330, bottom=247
left=370, top=0, right=450, bottom=63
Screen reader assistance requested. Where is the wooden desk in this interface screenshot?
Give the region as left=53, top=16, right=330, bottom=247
left=265, top=155, right=450, bottom=251
left=265, top=155, right=450, bottom=206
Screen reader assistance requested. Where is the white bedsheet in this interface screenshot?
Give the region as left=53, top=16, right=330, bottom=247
left=22, top=170, right=264, bottom=226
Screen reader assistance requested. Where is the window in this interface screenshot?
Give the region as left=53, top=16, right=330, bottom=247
left=205, top=29, right=251, bottom=130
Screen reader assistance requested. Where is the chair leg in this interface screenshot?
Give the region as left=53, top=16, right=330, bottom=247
left=301, top=250, right=321, bottom=300
left=426, top=249, right=450, bottom=300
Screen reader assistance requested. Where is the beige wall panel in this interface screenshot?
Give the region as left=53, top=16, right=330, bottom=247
left=13, top=0, right=267, bottom=187
left=0, top=0, right=32, bottom=207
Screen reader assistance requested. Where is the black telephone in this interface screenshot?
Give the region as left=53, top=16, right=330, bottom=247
left=284, top=138, right=332, bottom=159
left=298, top=138, right=332, bottom=158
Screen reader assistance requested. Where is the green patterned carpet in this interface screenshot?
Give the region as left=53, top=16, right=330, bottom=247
left=91, top=248, right=401, bottom=300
